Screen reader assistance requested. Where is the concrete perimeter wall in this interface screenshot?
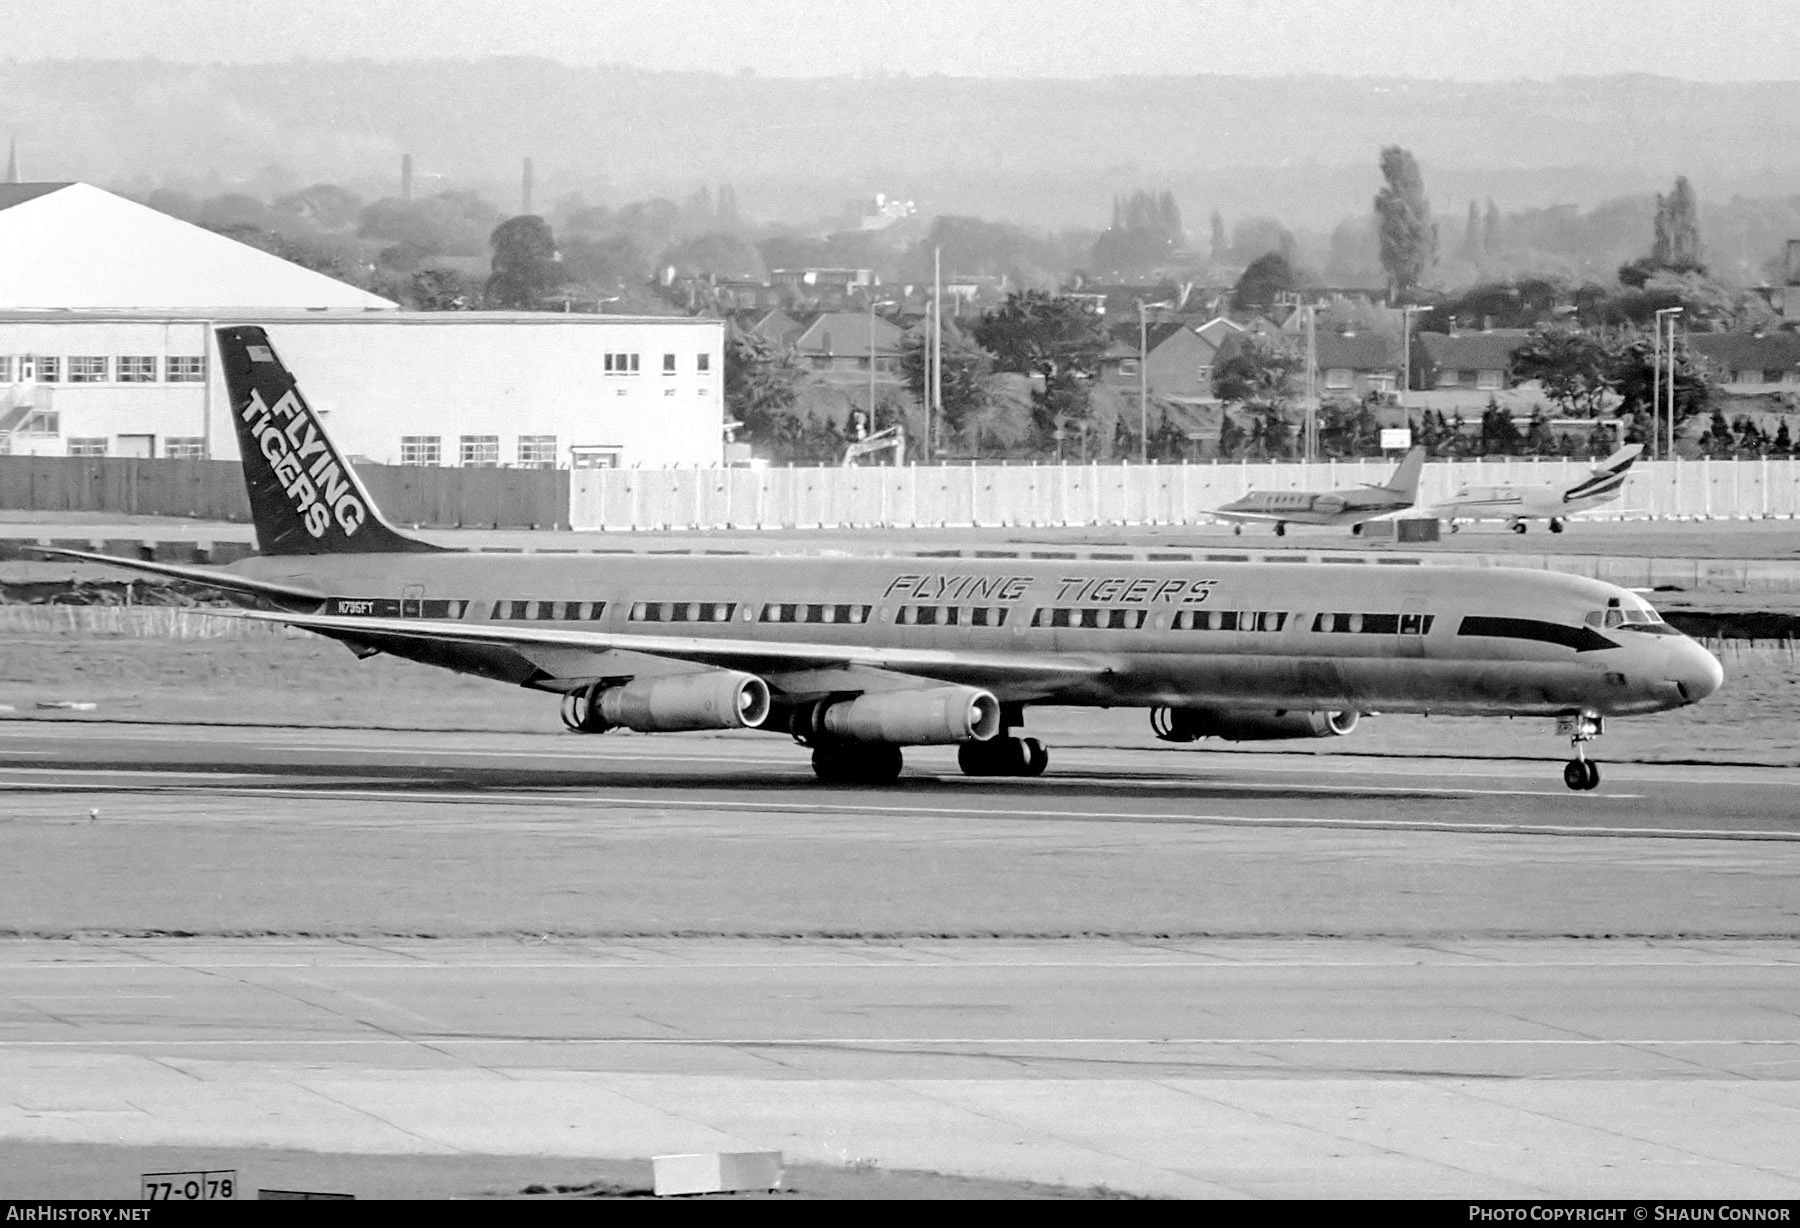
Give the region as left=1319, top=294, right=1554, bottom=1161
left=0, top=457, right=568, bottom=529
left=570, top=458, right=1800, bottom=530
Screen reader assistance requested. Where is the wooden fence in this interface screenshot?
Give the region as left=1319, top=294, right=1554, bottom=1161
left=0, top=457, right=569, bottom=529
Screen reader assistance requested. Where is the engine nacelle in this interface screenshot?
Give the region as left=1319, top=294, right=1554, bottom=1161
left=815, top=686, right=1003, bottom=745
left=596, top=670, right=771, bottom=733
left=1151, top=705, right=1359, bottom=743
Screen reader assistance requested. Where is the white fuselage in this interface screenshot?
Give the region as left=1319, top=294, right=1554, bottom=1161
left=236, top=553, right=1722, bottom=721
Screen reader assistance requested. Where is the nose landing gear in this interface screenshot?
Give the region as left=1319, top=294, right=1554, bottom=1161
left=1558, top=713, right=1603, bottom=790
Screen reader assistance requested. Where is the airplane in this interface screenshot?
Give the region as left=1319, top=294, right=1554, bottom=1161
left=1210, top=447, right=1427, bottom=537
left=34, top=327, right=1722, bottom=792
left=1428, top=444, right=1644, bottom=534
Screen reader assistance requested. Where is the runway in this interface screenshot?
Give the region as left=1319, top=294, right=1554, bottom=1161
left=3, top=721, right=1799, bottom=1196
left=5, top=938, right=1799, bottom=1198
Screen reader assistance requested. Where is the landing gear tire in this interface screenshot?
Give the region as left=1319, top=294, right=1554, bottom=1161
left=811, top=743, right=904, bottom=784
left=1232, top=524, right=1243, bottom=536
left=1563, top=759, right=1600, bottom=791
left=1274, top=522, right=1287, bottom=537
left=1511, top=521, right=1528, bottom=535
left=957, top=736, right=1049, bottom=778
left=1549, top=517, right=1565, bottom=534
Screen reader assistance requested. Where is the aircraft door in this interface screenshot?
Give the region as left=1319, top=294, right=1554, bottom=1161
left=401, top=584, right=425, bottom=618
left=1397, top=596, right=1431, bottom=658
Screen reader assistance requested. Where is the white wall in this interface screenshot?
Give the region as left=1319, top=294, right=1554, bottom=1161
left=0, top=313, right=725, bottom=467
left=571, top=457, right=1800, bottom=530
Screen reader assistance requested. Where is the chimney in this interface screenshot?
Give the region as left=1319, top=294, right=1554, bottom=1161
left=521, top=156, right=534, bottom=215
left=401, top=153, right=413, bottom=201
left=1481, top=314, right=1493, bottom=332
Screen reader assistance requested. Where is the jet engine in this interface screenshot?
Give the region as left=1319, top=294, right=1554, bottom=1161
left=1150, top=705, right=1359, bottom=743
left=593, top=670, right=772, bottom=733
left=802, top=686, right=1003, bottom=745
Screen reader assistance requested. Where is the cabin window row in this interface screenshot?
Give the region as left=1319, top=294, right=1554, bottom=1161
left=490, top=600, right=607, bottom=621
left=760, top=602, right=872, bottom=624
left=1311, top=612, right=1435, bottom=635
left=1030, top=607, right=1147, bottom=630
left=1173, top=609, right=1290, bottom=632
left=630, top=601, right=737, bottom=623
left=896, top=605, right=1012, bottom=627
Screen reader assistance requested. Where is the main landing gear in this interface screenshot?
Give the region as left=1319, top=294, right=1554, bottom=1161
left=810, top=742, right=904, bottom=784
left=1548, top=516, right=1566, bottom=534
left=1559, top=713, right=1603, bottom=791
left=958, top=735, right=1049, bottom=777
left=1510, top=519, right=1528, bottom=534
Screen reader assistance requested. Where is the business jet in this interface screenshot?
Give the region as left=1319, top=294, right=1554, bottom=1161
left=1429, top=444, right=1643, bottom=534
left=1210, top=447, right=1426, bottom=537
left=37, top=328, right=1720, bottom=792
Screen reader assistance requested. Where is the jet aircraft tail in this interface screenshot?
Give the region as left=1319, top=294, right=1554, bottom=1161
left=1589, top=443, right=1644, bottom=477
left=217, top=325, right=443, bottom=556
left=1373, top=446, right=1427, bottom=503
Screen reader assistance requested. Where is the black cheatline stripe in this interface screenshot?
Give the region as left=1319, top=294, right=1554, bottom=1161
left=1563, top=472, right=1627, bottom=503
left=1457, top=615, right=1617, bottom=653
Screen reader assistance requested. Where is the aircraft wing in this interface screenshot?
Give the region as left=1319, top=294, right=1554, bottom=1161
left=27, top=546, right=325, bottom=604
left=213, top=608, right=1117, bottom=691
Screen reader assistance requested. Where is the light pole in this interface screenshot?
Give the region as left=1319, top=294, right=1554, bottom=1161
left=867, top=296, right=895, bottom=425
left=1397, top=304, right=1430, bottom=433
left=1654, top=306, right=1683, bottom=460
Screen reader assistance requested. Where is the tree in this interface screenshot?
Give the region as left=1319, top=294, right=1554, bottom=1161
left=1213, top=337, right=1302, bottom=458
left=1318, top=398, right=1381, bottom=458
left=724, top=323, right=806, bottom=453
left=1609, top=336, right=1711, bottom=430
left=486, top=215, right=560, bottom=309
left=1231, top=251, right=1299, bottom=313
left=1621, top=176, right=1707, bottom=285
left=1208, top=210, right=1227, bottom=262
left=897, top=321, right=996, bottom=454
left=972, top=290, right=1110, bottom=454
left=1218, top=410, right=1246, bottom=459
left=1455, top=200, right=1483, bottom=265
left=407, top=267, right=475, bottom=311
left=1510, top=327, right=1615, bottom=417
left=1523, top=408, right=1558, bottom=456
left=1478, top=401, right=1523, bottom=456
left=1091, top=189, right=1184, bottom=273
left=1374, top=145, right=1437, bottom=298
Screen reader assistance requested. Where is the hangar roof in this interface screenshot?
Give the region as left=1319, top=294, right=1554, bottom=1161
left=0, top=182, right=396, bottom=312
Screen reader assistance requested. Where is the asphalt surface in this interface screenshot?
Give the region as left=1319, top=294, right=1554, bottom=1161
left=4, top=723, right=1800, bottom=1197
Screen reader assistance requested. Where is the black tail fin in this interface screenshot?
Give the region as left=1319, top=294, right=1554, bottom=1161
left=218, top=325, right=443, bottom=556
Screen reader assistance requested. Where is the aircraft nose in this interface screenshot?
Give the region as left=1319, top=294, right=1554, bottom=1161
left=1667, top=638, right=1724, bottom=704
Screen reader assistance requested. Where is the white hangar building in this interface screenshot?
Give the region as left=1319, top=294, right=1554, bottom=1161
left=0, top=183, right=727, bottom=468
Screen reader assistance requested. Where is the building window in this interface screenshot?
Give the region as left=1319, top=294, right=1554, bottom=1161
left=35, top=356, right=61, bottom=383
left=1118, top=358, right=1140, bottom=377
left=662, top=352, right=677, bottom=375
left=0, top=356, right=11, bottom=381
left=164, top=437, right=206, bottom=459
left=20, top=410, right=59, bottom=435
left=116, top=356, right=158, bottom=383
left=1325, top=368, right=1352, bottom=389
left=604, top=352, right=640, bottom=375
left=517, top=435, right=558, bottom=468
left=400, top=435, right=441, bottom=466
left=1436, top=368, right=1461, bottom=387
left=1475, top=369, right=1502, bottom=390
left=1196, top=364, right=1213, bottom=384
left=1765, top=369, right=1786, bottom=385
left=68, top=438, right=107, bottom=456
left=459, top=435, right=500, bottom=467
left=697, top=352, right=711, bottom=373
left=166, top=356, right=206, bottom=382
left=68, top=357, right=108, bottom=383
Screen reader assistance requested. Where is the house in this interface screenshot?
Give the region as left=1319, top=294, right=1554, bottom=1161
left=1099, top=323, right=1219, bottom=401
left=1312, top=330, right=1403, bottom=400
left=1417, top=328, right=1532, bottom=392
left=1687, top=331, right=1800, bottom=392
left=791, top=311, right=906, bottom=377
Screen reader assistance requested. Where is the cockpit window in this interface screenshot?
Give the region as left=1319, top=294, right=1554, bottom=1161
left=1585, top=604, right=1677, bottom=634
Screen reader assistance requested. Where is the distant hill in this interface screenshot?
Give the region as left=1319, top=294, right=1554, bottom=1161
left=5, top=60, right=1800, bottom=229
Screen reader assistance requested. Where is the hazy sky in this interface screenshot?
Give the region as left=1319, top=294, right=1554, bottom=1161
left=10, top=0, right=1799, bottom=81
